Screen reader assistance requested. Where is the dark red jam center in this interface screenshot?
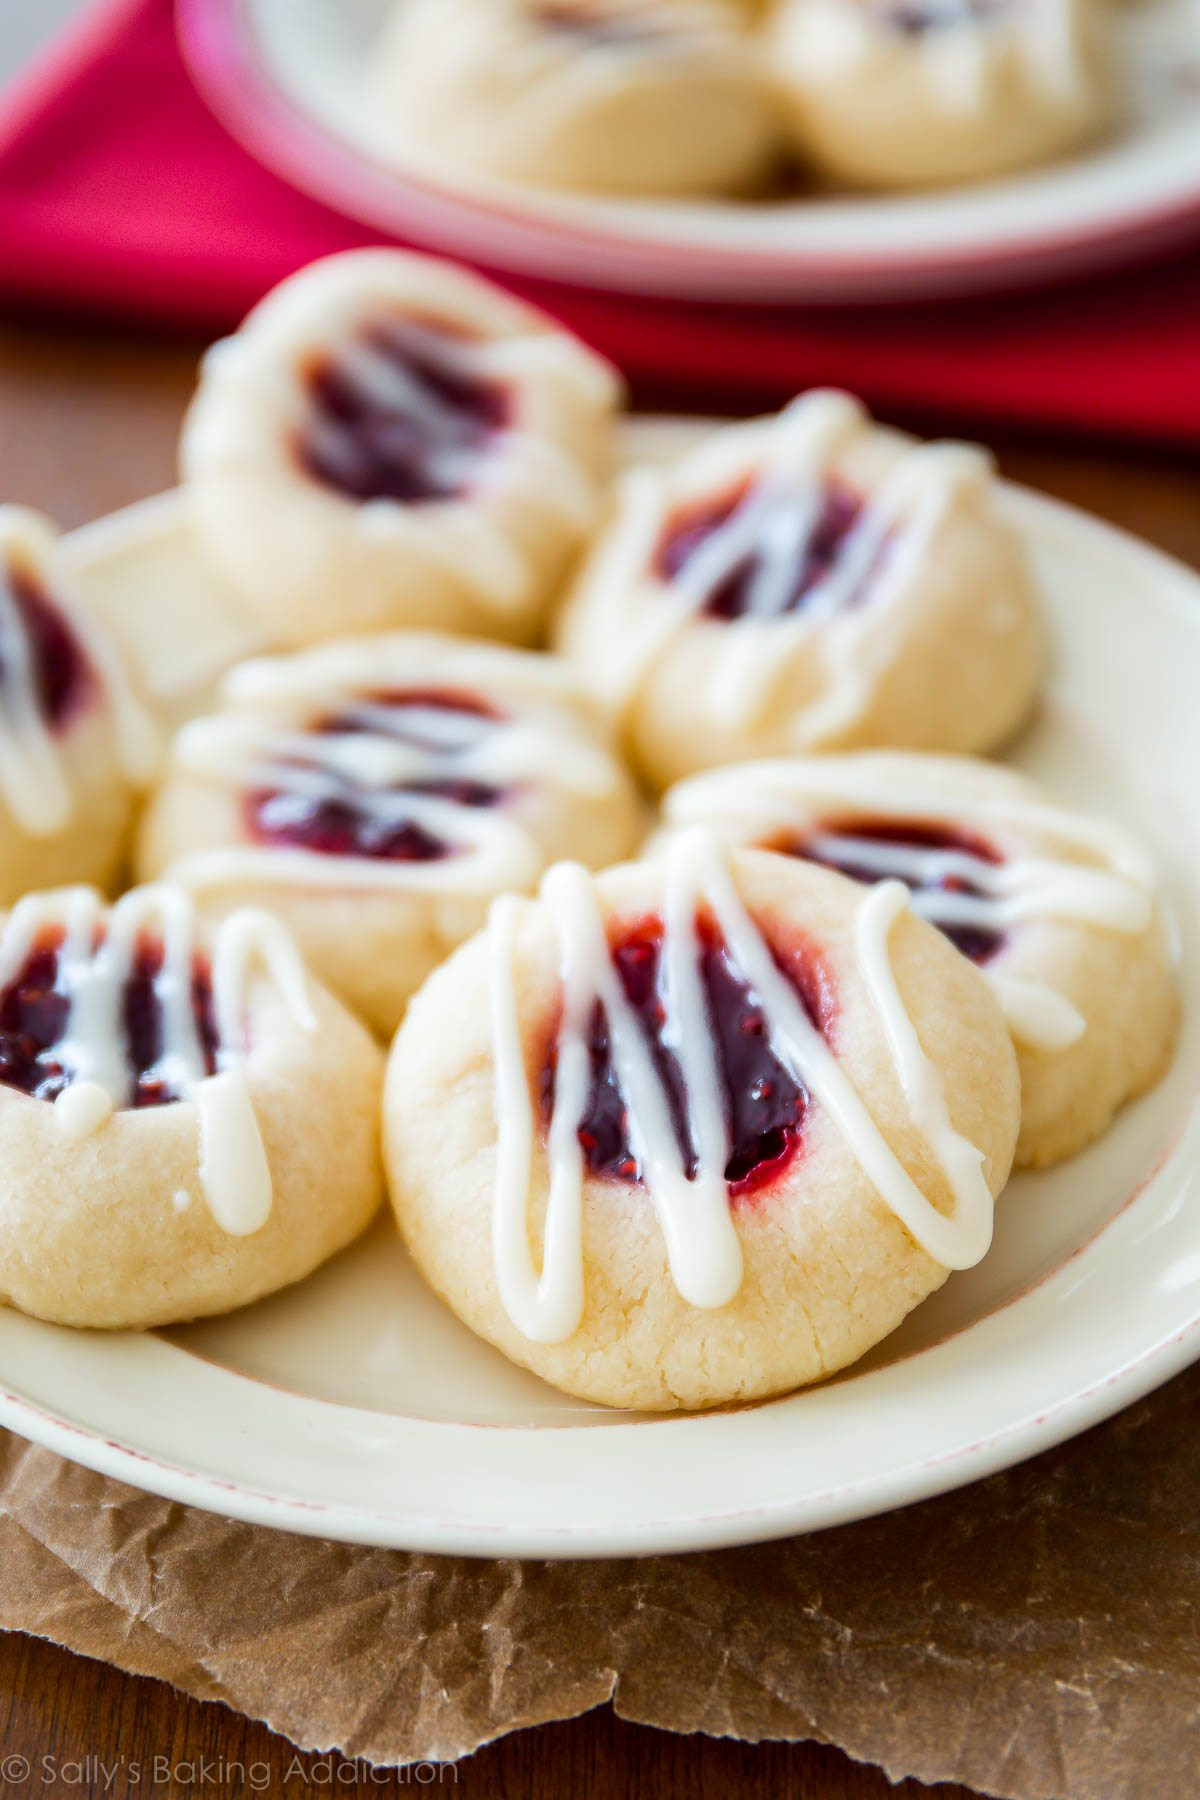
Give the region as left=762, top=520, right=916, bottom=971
left=2, top=567, right=92, bottom=730
left=298, top=318, right=510, bottom=506
left=788, top=819, right=1004, bottom=964
left=656, top=480, right=869, bottom=622
left=880, top=0, right=1008, bottom=33
left=543, top=912, right=832, bottom=1201
left=535, top=4, right=674, bottom=44
left=0, top=930, right=218, bottom=1109
left=247, top=688, right=506, bottom=865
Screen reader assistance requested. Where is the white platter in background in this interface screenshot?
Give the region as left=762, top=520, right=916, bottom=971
left=0, top=422, right=1198, bottom=1555
left=177, top=0, right=1200, bottom=302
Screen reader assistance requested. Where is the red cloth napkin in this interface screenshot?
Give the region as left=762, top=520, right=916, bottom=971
left=2, top=0, right=1200, bottom=444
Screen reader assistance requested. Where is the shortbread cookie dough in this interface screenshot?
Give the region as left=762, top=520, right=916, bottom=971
left=766, top=0, right=1113, bottom=188
left=374, top=0, right=777, bottom=196
left=181, top=250, right=622, bottom=648
left=555, top=390, right=1046, bottom=789
left=385, top=835, right=1020, bottom=1409
left=0, top=507, right=159, bottom=901
left=657, top=752, right=1178, bottom=1165
left=0, top=883, right=383, bottom=1329
left=137, top=634, right=645, bottom=1037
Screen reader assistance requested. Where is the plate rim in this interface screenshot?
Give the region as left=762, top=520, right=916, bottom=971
left=2, top=471, right=1199, bottom=1557
left=175, top=0, right=1200, bottom=304
left=2, top=1310, right=1199, bottom=1559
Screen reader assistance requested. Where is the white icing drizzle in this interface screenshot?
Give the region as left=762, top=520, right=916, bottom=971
left=803, top=829, right=1150, bottom=936
left=0, top=884, right=316, bottom=1236
left=488, top=829, right=995, bottom=1345
left=666, top=392, right=866, bottom=629
left=301, top=315, right=600, bottom=616
left=1027, top=0, right=1091, bottom=103
left=310, top=331, right=480, bottom=496
left=489, top=890, right=586, bottom=1344
left=163, top=666, right=616, bottom=899
left=866, top=0, right=1088, bottom=111
left=53, top=1079, right=116, bottom=1143
left=661, top=759, right=1158, bottom=1051
left=311, top=320, right=594, bottom=535
left=853, top=880, right=993, bottom=1266
left=0, top=510, right=159, bottom=837
left=986, top=974, right=1085, bottom=1052
left=193, top=278, right=613, bottom=622
left=597, top=392, right=988, bottom=741
left=478, top=0, right=739, bottom=95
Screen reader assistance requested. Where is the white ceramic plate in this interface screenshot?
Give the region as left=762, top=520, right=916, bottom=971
left=1, top=422, right=1199, bottom=1556
left=177, top=0, right=1200, bottom=302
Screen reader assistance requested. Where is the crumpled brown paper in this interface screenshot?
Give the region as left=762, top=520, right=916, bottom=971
left=1, top=1362, right=1198, bottom=1799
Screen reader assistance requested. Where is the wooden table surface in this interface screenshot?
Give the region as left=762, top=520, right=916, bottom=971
left=0, top=318, right=1197, bottom=1800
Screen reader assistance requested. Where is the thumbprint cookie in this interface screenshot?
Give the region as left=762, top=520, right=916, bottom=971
left=0, top=884, right=383, bottom=1329
left=655, top=753, right=1178, bottom=1166
left=385, top=833, right=1019, bottom=1409
left=137, top=634, right=645, bottom=1038
left=554, top=390, right=1046, bottom=790
left=766, top=0, right=1113, bottom=189
left=0, top=508, right=159, bottom=902
left=373, top=0, right=777, bottom=197
left=180, top=250, right=622, bottom=649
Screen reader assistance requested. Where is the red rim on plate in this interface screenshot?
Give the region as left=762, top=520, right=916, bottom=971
left=176, top=0, right=1200, bottom=304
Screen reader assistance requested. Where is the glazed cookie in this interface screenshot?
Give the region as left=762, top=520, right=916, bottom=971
left=137, top=634, right=645, bottom=1038
left=656, top=753, right=1178, bottom=1165
left=0, top=507, right=159, bottom=902
left=766, top=0, right=1113, bottom=189
left=180, top=250, right=622, bottom=648
left=373, top=0, right=777, bottom=197
left=385, top=833, right=1020, bottom=1410
left=0, top=883, right=383, bottom=1329
left=555, top=390, right=1046, bottom=789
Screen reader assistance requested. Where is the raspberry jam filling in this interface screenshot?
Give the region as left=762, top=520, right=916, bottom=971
left=879, top=0, right=1007, bottom=32
left=656, top=480, right=868, bottom=621
left=1, top=567, right=92, bottom=730
left=0, top=929, right=218, bottom=1108
left=543, top=912, right=832, bottom=1199
left=788, top=819, right=1005, bottom=963
left=247, top=688, right=507, bottom=864
left=536, top=5, right=673, bottom=44
left=298, top=318, right=510, bottom=506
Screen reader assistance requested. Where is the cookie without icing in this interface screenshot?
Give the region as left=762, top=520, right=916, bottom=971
left=137, top=634, right=645, bottom=1038
left=180, top=250, right=622, bottom=650
left=373, top=0, right=778, bottom=196
left=0, top=507, right=159, bottom=902
left=0, top=884, right=384, bottom=1330
left=765, top=0, right=1114, bottom=189
left=655, top=752, right=1179, bottom=1166
left=385, top=837, right=1020, bottom=1410
left=554, top=389, right=1047, bottom=790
